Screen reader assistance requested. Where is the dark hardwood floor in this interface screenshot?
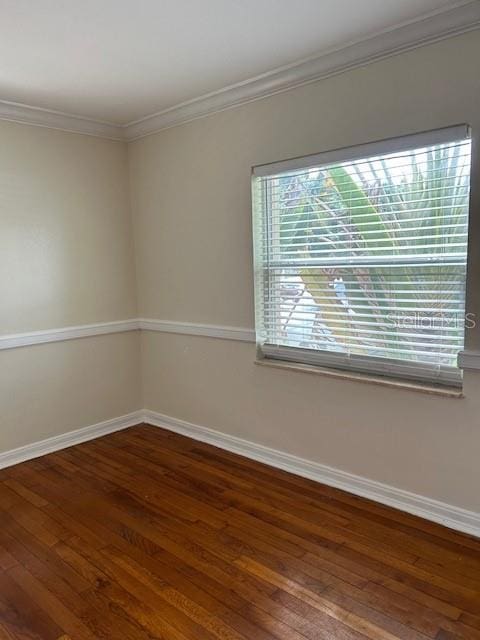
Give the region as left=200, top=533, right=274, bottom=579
left=0, top=424, right=479, bottom=640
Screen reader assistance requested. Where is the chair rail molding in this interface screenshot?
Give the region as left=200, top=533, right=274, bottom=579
left=0, top=318, right=254, bottom=350
left=138, top=318, right=255, bottom=343
left=458, top=350, right=480, bottom=370
left=5, top=322, right=480, bottom=366
left=0, top=319, right=140, bottom=350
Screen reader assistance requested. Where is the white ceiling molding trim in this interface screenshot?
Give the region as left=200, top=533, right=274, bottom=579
left=0, top=2, right=479, bottom=141
left=125, top=1, right=480, bottom=140
left=0, top=98, right=124, bottom=140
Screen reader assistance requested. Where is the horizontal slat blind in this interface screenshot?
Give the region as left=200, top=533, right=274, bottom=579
left=252, top=128, right=471, bottom=386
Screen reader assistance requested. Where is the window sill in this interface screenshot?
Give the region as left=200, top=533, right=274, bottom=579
left=255, top=358, right=464, bottom=398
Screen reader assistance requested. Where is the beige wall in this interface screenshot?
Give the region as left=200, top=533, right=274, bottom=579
left=130, top=31, right=480, bottom=512
left=1, top=32, right=479, bottom=512
left=1, top=332, right=141, bottom=451
left=0, top=121, right=137, bottom=333
left=0, top=122, right=141, bottom=452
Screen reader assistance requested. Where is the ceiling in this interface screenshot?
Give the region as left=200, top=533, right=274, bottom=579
left=0, top=0, right=473, bottom=126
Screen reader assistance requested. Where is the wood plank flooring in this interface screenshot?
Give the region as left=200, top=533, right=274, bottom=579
left=0, top=424, right=479, bottom=640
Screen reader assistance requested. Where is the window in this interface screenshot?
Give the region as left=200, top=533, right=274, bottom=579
left=252, top=126, right=472, bottom=387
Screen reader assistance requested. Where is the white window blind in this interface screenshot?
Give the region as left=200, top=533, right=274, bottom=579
left=252, top=126, right=472, bottom=387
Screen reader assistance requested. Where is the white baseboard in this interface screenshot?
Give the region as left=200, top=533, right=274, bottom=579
left=0, top=410, right=143, bottom=470
left=1, top=406, right=478, bottom=538
left=143, top=409, right=480, bottom=538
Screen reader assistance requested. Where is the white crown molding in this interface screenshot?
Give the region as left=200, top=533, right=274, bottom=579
left=458, top=350, right=480, bottom=370
left=0, top=411, right=143, bottom=470
left=0, top=3, right=478, bottom=141
left=124, top=1, right=480, bottom=140
left=0, top=319, right=140, bottom=351
left=0, top=98, right=124, bottom=140
left=138, top=318, right=255, bottom=342
left=144, top=409, right=480, bottom=538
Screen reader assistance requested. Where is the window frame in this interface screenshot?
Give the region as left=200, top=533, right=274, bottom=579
left=251, top=125, right=472, bottom=388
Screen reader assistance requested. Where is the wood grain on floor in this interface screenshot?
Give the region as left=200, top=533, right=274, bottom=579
left=0, top=424, right=479, bottom=639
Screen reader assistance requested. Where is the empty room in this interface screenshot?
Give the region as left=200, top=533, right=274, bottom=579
left=1, top=1, right=480, bottom=638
